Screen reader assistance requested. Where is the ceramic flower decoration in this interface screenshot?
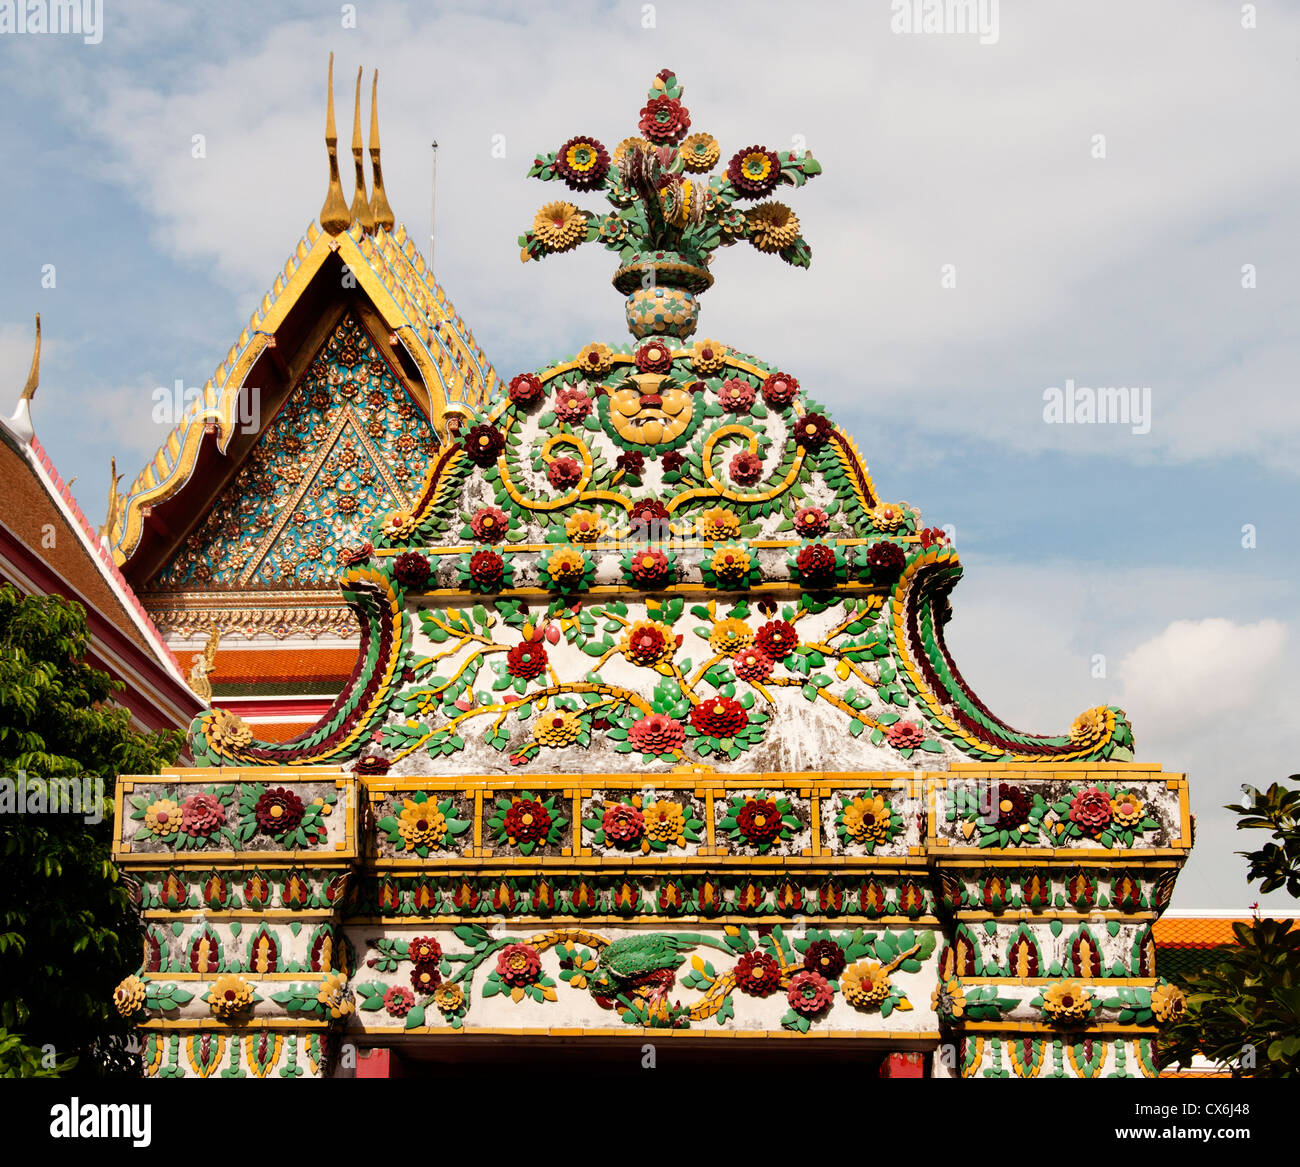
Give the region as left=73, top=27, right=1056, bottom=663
left=518, top=68, right=823, bottom=338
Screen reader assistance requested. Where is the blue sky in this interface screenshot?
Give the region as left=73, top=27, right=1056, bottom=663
left=1, top=0, right=1297, bottom=908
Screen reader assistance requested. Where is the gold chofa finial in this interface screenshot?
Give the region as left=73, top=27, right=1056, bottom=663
left=319, top=53, right=351, bottom=236
left=368, top=69, right=395, bottom=232
left=20, top=313, right=40, bottom=401
left=102, top=456, right=124, bottom=539
left=350, top=66, right=375, bottom=233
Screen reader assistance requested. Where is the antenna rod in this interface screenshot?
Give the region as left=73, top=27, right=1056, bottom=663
left=430, top=140, right=438, bottom=270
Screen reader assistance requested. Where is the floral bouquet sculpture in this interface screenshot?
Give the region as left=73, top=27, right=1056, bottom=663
left=518, top=68, right=823, bottom=339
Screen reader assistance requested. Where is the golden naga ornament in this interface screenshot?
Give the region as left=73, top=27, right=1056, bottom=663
left=607, top=372, right=693, bottom=446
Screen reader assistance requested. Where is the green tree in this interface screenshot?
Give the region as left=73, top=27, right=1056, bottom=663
left=1160, top=779, right=1300, bottom=1076
left=0, top=584, right=182, bottom=1077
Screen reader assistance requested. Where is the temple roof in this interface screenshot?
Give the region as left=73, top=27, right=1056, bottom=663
left=105, top=221, right=498, bottom=577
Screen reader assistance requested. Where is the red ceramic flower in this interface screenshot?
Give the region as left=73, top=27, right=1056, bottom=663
left=507, top=642, right=548, bottom=680
left=470, top=506, right=509, bottom=543
left=408, top=936, right=443, bottom=964
left=180, top=793, right=226, bottom=837
left=469, top=549, right=504, bottom=589
left=661, top=450, right=686, bottom=474
left=736, top=798, right=783, bottom=844
left=794, top=412, right=834, bottom=450
left=787, top=970, right=834, bottom=1016
left=1069, top=787, right=1113, bottom=834
left=919, top=526, right=950, bottom=549
left=630, top=499, right=670, bottom=524
left=865, top=541, right=906, bottom=576
left=254, top=787, right=304, bottom=834
left=555, top=135, right=610, bottom=189
left=803, top=939, right=847, bottom=979
left=508, top=372, right=544, bottom=405
left=716, top=378, right=756, bottom=412
left=761, top=372, right=800, bottom=407
left=602, top=804, right=645, bottom=845
left=735, top=950, right=781, bottom=996
left=463, top=424, right=505, bottom=467
left=547, top=457, right=582, bottom=490
left=639, top=96, right=691, bottom=145
left=394, top=551, right=430, bottom=588
left=503, top=799, right=552, bottom=844
left=554, top=386, right=592, bottom=424
left=727, top=145, right=782, bottom=198
left=383, top=985, right=415, bottom=1016
left=689, top=697, right=748, bottom=738
left=634, top=340, right=674, bottom=373
left=729, top=450, right=763, bottom=486
left=796, top=543, right=837, bottom=585
left=886, top=720, right=925, bottom=750
left=629, top=548, right=671, bottom=586
left=628, top=713, right=685, bottom=754
left=410, top=963, right=441, bottom=994
left=793, top=506, right=829, bottom=538
left=354, top=755, right=391, bottom=776
left=625, top=624, right=669, bottom=666
left=616, top=450, right=645, bottom=477
left=755, top=619, right=799, bottom=660
left=496, top=943, right=543, bottom=986
left=732, top=647, right=773, bottom=682
left=987, top=783, right=1029, bottom=829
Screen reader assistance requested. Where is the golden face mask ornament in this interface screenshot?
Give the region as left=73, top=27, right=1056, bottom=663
left=608, top=372, right=693, bottom=446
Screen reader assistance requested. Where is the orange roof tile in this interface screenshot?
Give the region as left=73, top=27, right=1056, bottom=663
left=177, top=647, right=359, bottom=686
left=1154, top=917, right=1296, bottom=947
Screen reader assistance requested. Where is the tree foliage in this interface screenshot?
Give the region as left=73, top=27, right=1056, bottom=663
left=1160, top=778, right=1300, bottom=1076
left=0, top=584, right=183, bottom=1077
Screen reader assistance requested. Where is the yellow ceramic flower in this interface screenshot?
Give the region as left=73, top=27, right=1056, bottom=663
left=842, top=794, right=893, bottom=845
left=546, top=546, right=587, bottom=585
left=679, top=132, right=721, bottom=173
left=709, top=618, right=754, bottom=657
left=316, top=971, right=352, bottom=1019
left=842, top=961, right=891, bottom=1008
left=143, top=798, right=182, bottom=837
left=696, top=507, right=742, bottom=541
left=644, top=800, right=687, bottom=845
left=113, top=974, right=147, bottom=1018
left=1151, top=982, right=1187, bottom=1023
left=870, top=502, right=907, bottom=532
left=565, top=511, right=606, bottom=544
left=1042, top=979, right=1093, bottom=1022
left=1069, top=706, right=1111, bottom=748
left=576, top=342, right=614, bottom=375
left=533, top=710, right=584, bottom=748
left=690, top=338, right=728, bottom=374
left=209, top=974, right=255, bottom=1021
left=398, top=799, right=448, bottom=850
left=709, top=546, right=751, bottom=582
left=1110, top=792, right=1145, bottom=827
left=208, top=708, right=253, bottom=750
left=745, top=201, right=801, bottom=253
left=619, top=619, right=678, bottom=668
left=380, top=509, right=417, bottom=539
left=434, top=982, right=465, bottom=1014
left=613, top=136, right=651, bottom=165
left=532, top=201, right=587, bottom=253
left=931, top=977, right=966, bottom=1019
